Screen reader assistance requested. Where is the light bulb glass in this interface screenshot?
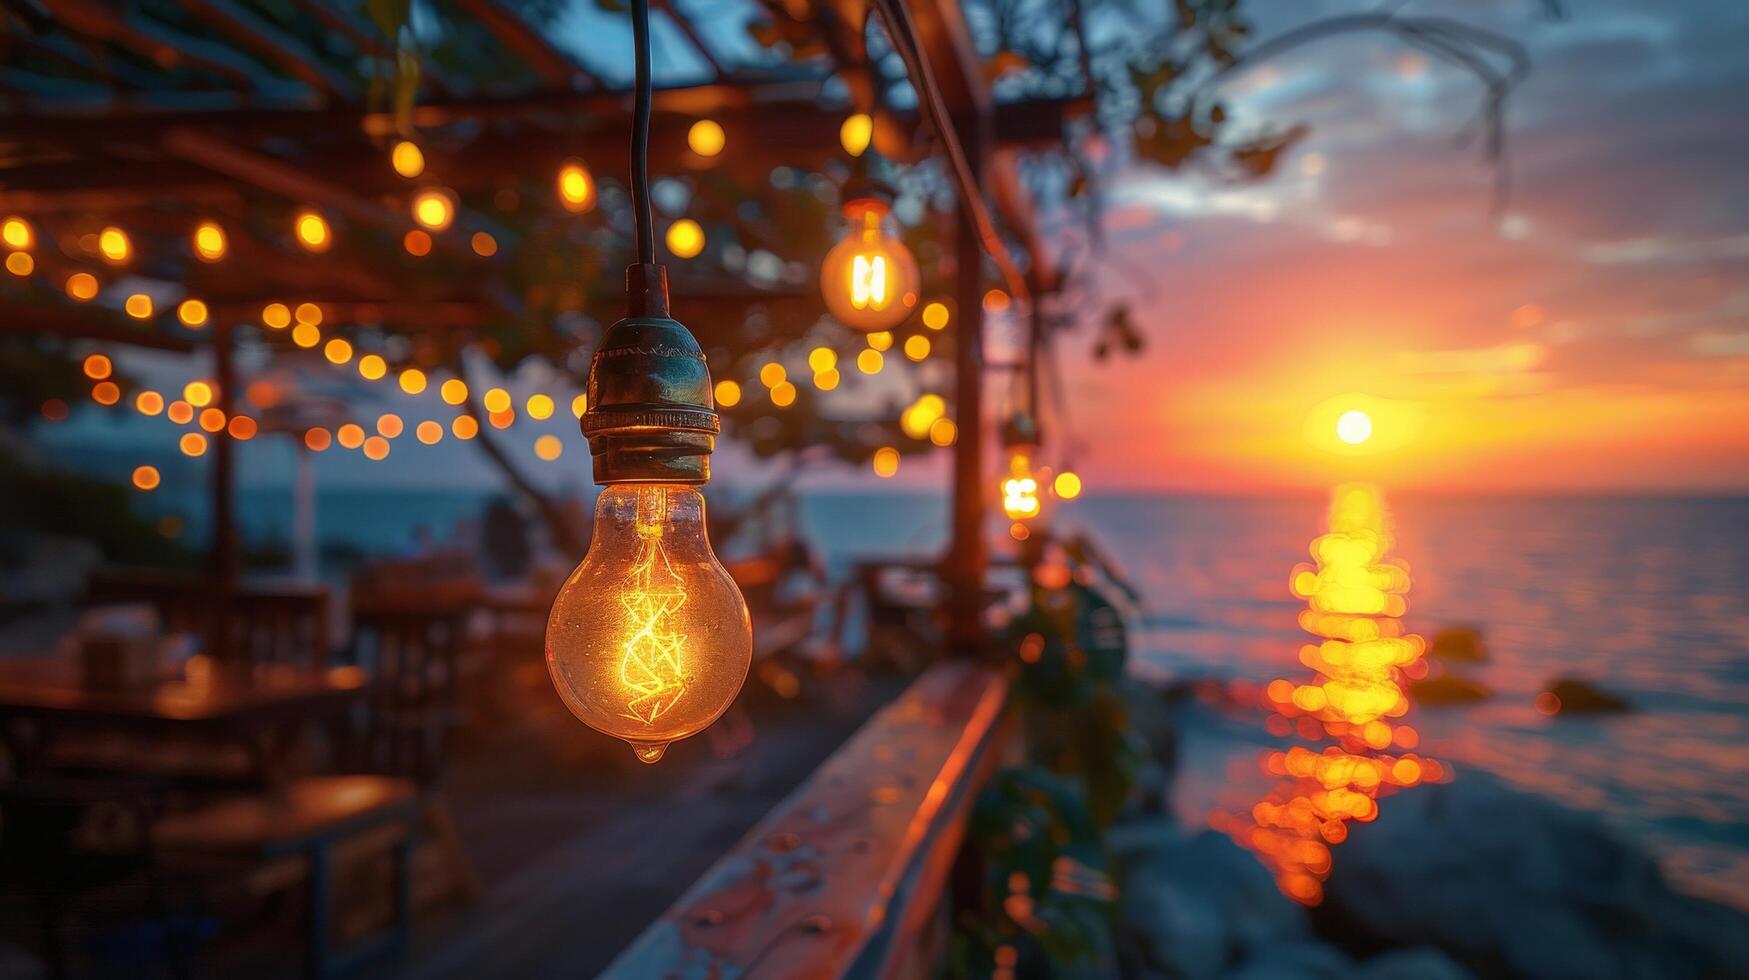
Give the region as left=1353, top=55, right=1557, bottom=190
left=820, top=202, right=918, bottom=331
left=547, top=485, right=750, bottom=763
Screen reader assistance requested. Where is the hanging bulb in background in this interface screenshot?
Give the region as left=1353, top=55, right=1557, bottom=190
left=820, top=193, right=918, bottom=332
left=547, top=485, right=750, bottom=763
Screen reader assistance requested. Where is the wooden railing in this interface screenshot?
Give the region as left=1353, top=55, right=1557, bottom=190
left=601, top=660, right=1010, bottom=979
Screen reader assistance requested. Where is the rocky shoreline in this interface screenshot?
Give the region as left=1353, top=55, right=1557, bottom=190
left=1109, top=683, right=1749, bottom=979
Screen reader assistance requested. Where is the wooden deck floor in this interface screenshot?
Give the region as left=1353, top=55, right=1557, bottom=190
left=394, top=669, right=910, bottom=979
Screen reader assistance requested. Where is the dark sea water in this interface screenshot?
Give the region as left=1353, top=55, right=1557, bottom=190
left=798, top=492, right=1749, bottom=910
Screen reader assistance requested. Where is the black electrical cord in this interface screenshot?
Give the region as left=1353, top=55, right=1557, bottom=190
left=630, top=0, right=655, bottom=267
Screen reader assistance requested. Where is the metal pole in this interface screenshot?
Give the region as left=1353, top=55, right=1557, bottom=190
left=946, top=124, right=985, bottom=658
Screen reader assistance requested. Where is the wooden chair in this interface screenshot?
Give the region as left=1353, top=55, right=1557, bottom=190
left=86, top=571, right=330, bottom=667
left=346, top=603, right=481, bottom=907
left=151, top=774, right=418, bottom=979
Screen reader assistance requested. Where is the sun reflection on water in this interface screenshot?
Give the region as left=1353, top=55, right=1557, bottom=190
left=1215, top=483, right=1444, bottom=906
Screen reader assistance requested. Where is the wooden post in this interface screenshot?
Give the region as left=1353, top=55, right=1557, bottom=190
left=211, top=321, right=239, bottom=657
left=946, top=124, right=985, bottom=658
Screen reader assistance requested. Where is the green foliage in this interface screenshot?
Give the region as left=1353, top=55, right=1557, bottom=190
left=948, top=563, right=1146, bottom=976
left=947, top=768, right=1116, bottom=979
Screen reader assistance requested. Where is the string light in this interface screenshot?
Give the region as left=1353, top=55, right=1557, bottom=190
left=687, top=119, right=725, bottom=158
left=5, top=252, right=32, bottom=276
left=527, top=393, right=554, bottom=419
left=167, top=401, right=194, bottom=425
left=867, top=331, right=893, bottom=351
left=770, top=381, right=797, bottom=407
left=124, top=294, right=153, bottom=319
left=840, top=113, right=873, bottom=157
left=398, top=368, right=428, bottom=395
left=482, top=388, right=511, bottom=413
left=295, top=302, right=322, bottom=325
left=759, top=362, right=786, bottom=388
left=872, top=447, right=900, bottom=477
left=856, top=349, right=883, bottom=374
left=83, top=354, right=112, bottom=380
left=199, top=407, right=226, bottom=432
left=714, top=380, right=741, bottom=407
left=571, top=393, right=588, bottom=417
left=132, top=466, right=160, bottom=491
left=134, top=391, right=164, bottom=416
left=358, top=354, right=387, bottom=381
left=66, top=273, right=98, bottom=301
left=412, top=189, right=456, bottom=231
left=227, top=415, right=258, bottom=440
left=813, top=369, right=840, bottom=391
left=334, top=423, right=363, bottom=449
left=184, top=381, right=213, bottom=407
left=177, top=299, right=208, bottom=328
left=472, top=232, right=497, bottom=257
left=558, top=159, right=595, bottom=213
left=295, top=210, right=331, bottom=252
left=92, top=381, right=120, bottom=406
left=929, top=417, right=958, bottom=447
left=665, top=219, right=704, bottom=259
left=1, top=216, right=32, bottom=250
left=262, top=303, right=292, bottom=329
left=821, top=190, right=918, bottom=331
left=1001, top=453, right=1041, bottom=521
left=324, top=338, right=353, bottom=364
left=451, top=415, right=479, bottom=440
left=404, top=230, right=432, bottom=256
left=441, top=379, right=468, bottom=405
left=1054, top=471, right=1083, bottom=499
left=305, top=428, right=332, bottom=451
left=291, top=322, right=320, bottom=348
left=363, top=436, right=390, bottom=460
left=98, top=226, right=130, bottom=264
left=179, top=432, right=207, bottom=457
left=900, top=394, right=946, bottom=439
left=903, top=335, right=930, bottom=361
left=391, top=140, right=425, bottom=178
left=922, top=301, right=950, bottom=330
left=535, top=434, right=563, bottom=460
left=417, top=420, right=443, bottom=444
left=193, top=222, right=226, bottom=261
left=377, top=413, right=404, bottom=438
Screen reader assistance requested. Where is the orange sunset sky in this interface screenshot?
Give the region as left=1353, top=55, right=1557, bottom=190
left=1046, top=0, right=1749, bottom=493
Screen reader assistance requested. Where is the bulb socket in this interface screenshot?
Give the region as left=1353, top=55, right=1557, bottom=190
left=582, top=264, right=719, bottom=485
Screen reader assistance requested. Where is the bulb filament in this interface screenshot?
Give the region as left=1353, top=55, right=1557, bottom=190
left=851, top=253, right=889, bottom=310
left=618, top=492, right=690, bottom=725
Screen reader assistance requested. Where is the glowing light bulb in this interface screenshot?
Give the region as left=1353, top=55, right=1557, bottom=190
left=2, top=215, right=32, bottom=250
left=821, top=198, right=917, bottom=332
left=687, top=119, right=725, bottom=158
left=547, top=485, right=751, bottom=764
left=840, top=113, right=873, bottom=157
left=99, top=226, right=131, bottom=264
left=412, top=189, right=455, bottom=231
left=558, top=159, right=595, bottom=213
left=666, top=219, right=704, bottom=259
left=391, top=140, right=425, bottom=178
left=193, top=221, right=227, bottom=261
left=295, top=210, right=331, bottom=252
left=1001, top=453, right=1041, bottom=521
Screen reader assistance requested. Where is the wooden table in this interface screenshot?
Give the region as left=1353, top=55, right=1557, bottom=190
left=0, top=656, right=370, bottom=784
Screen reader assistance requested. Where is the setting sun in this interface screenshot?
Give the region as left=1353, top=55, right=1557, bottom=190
left=1336, top=410, right=1373, bottom=445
